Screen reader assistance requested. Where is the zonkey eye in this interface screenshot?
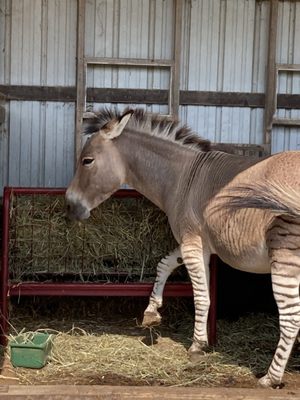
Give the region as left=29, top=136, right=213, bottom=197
left=82, top=157, right=95, bottom=166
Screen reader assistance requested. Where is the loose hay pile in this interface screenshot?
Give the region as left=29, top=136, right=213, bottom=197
left=7, top=306, right=300, bottom=387
left=8, top=193, right=178, bottom=282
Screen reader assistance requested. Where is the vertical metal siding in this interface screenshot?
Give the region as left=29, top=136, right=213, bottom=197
left=180, top=106, right=264, bottom=145
left=87, top=0, right=269, bottom=147
left=272, top=1, right=300, bottom=153
left=2, top=0, right=300, bottom=192
left=272, top=109, right=300, bottom=153
left=7, top=0, right=76, bottom=86
left=85, top=0, right=174, bottom=91
left=8, top=101, right=75, bottom=187
left=181, top=0, right=268, bottom=92
left=179, top=0, right=270, bottom=146
left=0, top=0, right=77, bottom=191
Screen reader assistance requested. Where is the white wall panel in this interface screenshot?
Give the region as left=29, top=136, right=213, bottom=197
left=181, top=0, right=269, bottom=92
left=1, top=0, right=77, bottom=86
left=273, top=2, right=300, bottom=152
left=8, top=101, right=75, bottom=187
left=277, top=2, right=300, bottom=94
left=272, top=109, right=300, bottom=153
left=85, top=0, right=174, bottom=91
left=180, top=106, right=264, bottom=145
left=2, top=0, right=300, bottom=192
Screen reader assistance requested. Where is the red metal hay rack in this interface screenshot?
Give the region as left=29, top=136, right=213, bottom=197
left=1, top=187, right=217, bottom=346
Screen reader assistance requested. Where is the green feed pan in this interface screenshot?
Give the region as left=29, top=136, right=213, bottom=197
left=10, top=332, right=53, bottom=368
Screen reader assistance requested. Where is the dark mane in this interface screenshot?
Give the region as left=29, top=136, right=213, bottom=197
left=83, top=107, right=212, bottom=152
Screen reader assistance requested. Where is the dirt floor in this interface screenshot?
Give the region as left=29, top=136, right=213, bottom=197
left=1, top=297, right=300, bottom=389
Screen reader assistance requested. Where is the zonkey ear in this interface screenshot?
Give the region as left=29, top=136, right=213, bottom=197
left=99, top=110, right=133, bottom=140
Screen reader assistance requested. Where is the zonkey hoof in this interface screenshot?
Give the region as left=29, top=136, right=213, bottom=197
left=257, top=374, right=283, bottom=389
left=142, top=311, right=162, bottom=327
left=187, top=341, right=208, bottom=362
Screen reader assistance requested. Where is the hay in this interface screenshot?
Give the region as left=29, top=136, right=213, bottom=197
left=6, top=300, right=300, bottom=387
left=8, top=194, right=178, bottom=282
left=7, top=321, right=252, bottom=387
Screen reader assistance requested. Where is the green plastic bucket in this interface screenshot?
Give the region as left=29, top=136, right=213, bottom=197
left=9, top=332, right=53, bottom=368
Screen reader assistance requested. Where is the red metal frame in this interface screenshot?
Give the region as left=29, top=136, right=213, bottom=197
left=1, top=187, right=217, bottom=346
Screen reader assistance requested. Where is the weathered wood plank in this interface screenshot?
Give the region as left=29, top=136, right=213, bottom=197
left=75, top=0, right=86, bottom=163
left=264, top=0, right=279, bottom=144
left=272, top=118, right=300, bottom=126
left=0, top=386, right=299, bottom=400
left=171, top=0, right=182, bottom=117
left=1, top=86, right=300, bottom=110
left=180, top=91, right=265, bottom=107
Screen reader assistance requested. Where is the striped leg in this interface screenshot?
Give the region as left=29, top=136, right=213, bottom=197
left=181, top=235, right=211, bottom=360
left=142, top=248, right=182, bottom=327
left=260, top=218, right=300, bottom=387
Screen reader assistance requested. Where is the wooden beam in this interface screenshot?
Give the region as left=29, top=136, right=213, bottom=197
left=75, top=0, right=86, bottom=164
left=2, top=85, right=300, bottom=110
left=180, top=91, right=265, bottom=107
left=0, top=85, right=75, bottom=102
left=264, top=0, right=279, bottom=145
left=87, top=88, right=168, bottom=104
left=0, top=105, right=5, bottom=124
left=0, top=385, right=299, bottom=400
left=85, top=57, right=173, bottom=67
left=272, top=118, right=300, bottom=126
left=171, top=0, right=182, bottom=117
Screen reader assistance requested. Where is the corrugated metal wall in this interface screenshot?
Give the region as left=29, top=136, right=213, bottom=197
left=0, top=0, right=76, bottom=190
left=85, top=0, right=174, bottom=116
left=0, top=0, right=300, bottom=191
left=179, top=0, right=269, bottom=145
left=272, top=1, right=300, bottom=153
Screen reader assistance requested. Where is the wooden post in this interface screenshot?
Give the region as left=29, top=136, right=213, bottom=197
left=75, top=0, right=86, bottom=166
left=264, top=0, right=278, bottom=150
left=171, top=0, right=182, bottom=117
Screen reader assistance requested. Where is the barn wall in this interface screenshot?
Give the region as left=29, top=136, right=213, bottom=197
left=0, top=0, right=300, bottom=192
left=86, top=0, right=269, bottom=144
left=272, top=1, right=300, bottom=153
left=0, top=0, right=77, bottom=190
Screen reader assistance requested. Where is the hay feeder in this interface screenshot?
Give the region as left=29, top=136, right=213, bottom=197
left=0, top=187, right=217, bottom=346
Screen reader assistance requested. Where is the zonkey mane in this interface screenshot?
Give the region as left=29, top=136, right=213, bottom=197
left=84, top=107, right=212, bottom=152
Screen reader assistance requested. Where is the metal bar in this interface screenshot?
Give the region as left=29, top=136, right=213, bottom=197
left=85, top=57, right=174, bottom=67
left=3, top=187, right=142, bottom=198
left=264, top=0, right=279, bottom=146
left=4, top=187, right=66, bottom=196
left=0, top=187, right=12, bottom=345
left=9, top=282, right=193, bottom=297
left=75, top=0, right=86, bottom=164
